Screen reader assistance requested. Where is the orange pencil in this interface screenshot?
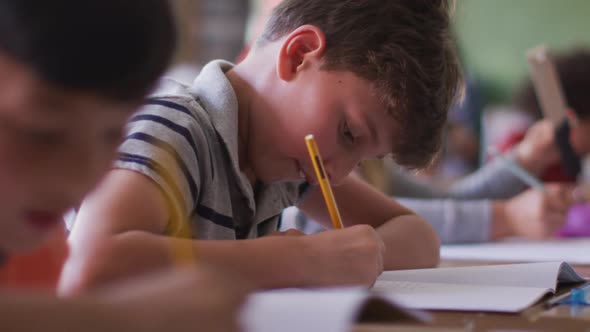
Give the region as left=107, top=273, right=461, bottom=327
left=305, top=134, right=344, bottom=229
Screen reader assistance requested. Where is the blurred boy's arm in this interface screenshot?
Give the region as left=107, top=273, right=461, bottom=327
left=298, top=175, right=440, bottom=270
left=62, top=169, right=386, bottom=291
left=4, top=267, right=247, bottom=332
left=0, top=292, right=131, bottom=331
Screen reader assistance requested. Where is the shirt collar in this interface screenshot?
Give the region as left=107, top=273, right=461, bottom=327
left=188, top=60, right=255, bottom=207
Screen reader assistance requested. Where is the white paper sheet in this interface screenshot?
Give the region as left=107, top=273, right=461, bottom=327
left=240, top=288, right=365, bottom=332
left=441, top=239, right=590, bottom=265
left=239, top=287, right=428, bottom=332
left=372, top=262, right=585, bottom=313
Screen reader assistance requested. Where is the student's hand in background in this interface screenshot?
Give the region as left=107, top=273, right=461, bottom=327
left=100, top=267, right=249, bottom=332
left=514, top=119, right=560, bottom=174
left=493, top=184, right=574, bottom=240
left=300, top=224, right=385, bottom=287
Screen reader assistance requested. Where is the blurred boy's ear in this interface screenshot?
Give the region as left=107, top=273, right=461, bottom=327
left=276, top=25, right=325, bottom=81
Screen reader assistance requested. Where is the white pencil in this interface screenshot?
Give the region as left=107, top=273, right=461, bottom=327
left=488, top=147, right=545, bottom=192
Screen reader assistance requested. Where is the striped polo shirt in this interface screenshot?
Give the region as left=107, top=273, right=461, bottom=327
left=115, top=60, right=308, bottom=240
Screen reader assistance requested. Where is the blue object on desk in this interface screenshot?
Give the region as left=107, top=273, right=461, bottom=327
left=559, top=284, right=590, bottom=306
left=570, top=289, right=586, bottom=305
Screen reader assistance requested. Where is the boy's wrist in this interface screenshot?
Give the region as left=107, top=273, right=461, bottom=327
left=295, top=235, right=322, bottom=286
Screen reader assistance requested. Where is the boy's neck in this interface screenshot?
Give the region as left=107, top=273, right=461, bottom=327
left=226, top=65, right=257, bottom=185
left=226, top=47, right=280, bottom=187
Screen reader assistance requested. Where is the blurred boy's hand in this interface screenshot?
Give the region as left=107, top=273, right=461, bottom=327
left=299, top=225, right=385, bottom=287
left=493, top=184, right=574, bottom=240
left=101, top=267, right=249, bottom=332
left=514, top=119, right=560, bottom=174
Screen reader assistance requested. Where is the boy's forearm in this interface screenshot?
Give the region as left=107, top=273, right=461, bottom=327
left=197, top=236, right=311, bottom=288
left=60, top=231, right=174, bottom=295
left=64, top=223, right=413, bottom=291
left=376, top=214, right=440, bottom=270
left=62, top=230, right=312, bottom=292
left=0, top=293, right=131, bottom=331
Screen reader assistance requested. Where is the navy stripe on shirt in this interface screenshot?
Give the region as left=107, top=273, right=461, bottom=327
left=140, top=99, right=234, bottom=230
left=119, top=152, right=234, bottom=231
left=146, top=99, right=196, bottom=119
left=125, top=132, right=198, bottom=203
left=195, top=204, right=234, bottom=230
left=117, top=152, right=187, bottom=215
left=144, top=99, right=216, bottom=179
left=257, top=217, right=279, bottom=235
left=129, top=114, right=199, bottom=156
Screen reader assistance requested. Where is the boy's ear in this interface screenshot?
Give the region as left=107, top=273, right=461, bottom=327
left=277, top=25, right=326, bottom=82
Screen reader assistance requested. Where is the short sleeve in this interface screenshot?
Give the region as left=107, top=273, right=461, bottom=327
left=114, top=98, right=208, bottom=234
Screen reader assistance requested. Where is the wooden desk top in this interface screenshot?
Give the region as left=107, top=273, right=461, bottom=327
left=354, top=261, right=590, bottom=332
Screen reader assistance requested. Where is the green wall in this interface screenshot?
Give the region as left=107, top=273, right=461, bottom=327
left=454, top=0, right=590, bottom=103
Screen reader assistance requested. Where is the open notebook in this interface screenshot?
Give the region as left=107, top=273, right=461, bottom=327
left=239, top=287, right=429, bottom=332
left=372, top=262, right=586, bottom=313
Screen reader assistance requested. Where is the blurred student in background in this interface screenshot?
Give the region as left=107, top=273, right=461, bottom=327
left=357, top=49, right=590, bottom=243
left=502, top=49, right=590, bottom=181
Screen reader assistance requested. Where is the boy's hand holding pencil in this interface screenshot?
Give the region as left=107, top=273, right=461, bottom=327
left=301, top=135, right=384, bottom=286
left=298, top=225, right=385, bottom=286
